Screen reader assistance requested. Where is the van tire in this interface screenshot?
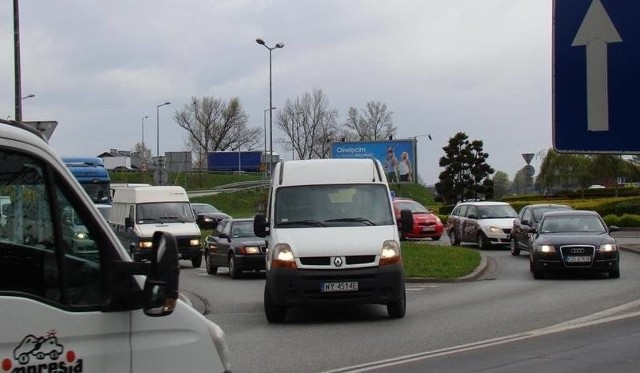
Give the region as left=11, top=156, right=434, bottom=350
left=387, top=289, right=406, bottom=319
left=191, top=253, right=202, bottom=268
left=264, top=283, right=287, bottom=323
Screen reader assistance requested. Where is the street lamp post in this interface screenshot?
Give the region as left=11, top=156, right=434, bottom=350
left=156, top=101, right=171, bottom=185
left=141, top=115, right=149, bottom=160
left=263, top=107, right=275, bottom=177
left=256, top=38, right=284, bottom=174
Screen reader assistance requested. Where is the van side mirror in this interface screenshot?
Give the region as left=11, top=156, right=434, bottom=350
left=125, top=217, right=134, bottom=228
left=399, top=209, right=413, bottom=233
left=254, top=214, right=268, bottom=237
left=143, top=231, right=180, bottom=317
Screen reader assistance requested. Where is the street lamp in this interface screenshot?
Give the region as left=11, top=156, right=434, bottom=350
left=156, top=101, right=171, bottom=185
left=263, top=107, right=275, bottom=176
left=256, top=38, right=284, bottom=174
left=141, top=115, right=149, bottom=160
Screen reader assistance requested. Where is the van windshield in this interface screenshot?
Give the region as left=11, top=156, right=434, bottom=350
left=275, top=184, right=394, bottom=228
left=137, top=202, right=195, bottom=224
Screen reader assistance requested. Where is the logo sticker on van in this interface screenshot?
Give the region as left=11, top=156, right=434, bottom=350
left=2, top=330, right=84, bottom=373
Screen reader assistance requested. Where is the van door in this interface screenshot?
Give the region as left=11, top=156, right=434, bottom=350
left=0, top=149, right=131, bottom=372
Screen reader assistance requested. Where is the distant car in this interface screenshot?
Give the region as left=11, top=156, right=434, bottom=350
left=392, top=197, right=443, bottom=240
left=191, top=203, right=231, bottom=229
left=529, top=210, right=620, bottom=279
left=447, top=201, right=517, bottom=249
left=510, top=204, right=572, bottom=256
left=204, top=218, right=266, bottom=278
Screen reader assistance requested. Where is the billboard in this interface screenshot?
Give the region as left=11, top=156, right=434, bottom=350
left=331, top=139, right=417, bottom=182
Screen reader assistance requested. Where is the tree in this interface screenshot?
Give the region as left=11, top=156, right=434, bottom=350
left=174, top=96, right=260, bottom=170
left=344, top=101, right=396, bottom=141
left=492, top=171, right=511, bottom=198
left=536, top=149, right=591, bottom=193
left=275, top=88, right=339, bottom=160
left=435, top=132, right=494, bottom=204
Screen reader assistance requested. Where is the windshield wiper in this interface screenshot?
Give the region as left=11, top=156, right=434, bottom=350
left=325, top=217, right=376, bottom=226
left=278, top=220, right=327, bottom=227
left=160, top=216, right=187, bottom=223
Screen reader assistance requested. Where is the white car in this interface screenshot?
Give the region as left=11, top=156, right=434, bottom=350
left=446, top=201, right=517, bottom=249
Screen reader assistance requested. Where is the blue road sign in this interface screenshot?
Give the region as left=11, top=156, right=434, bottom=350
left=554, top=0, right=640, bottom=153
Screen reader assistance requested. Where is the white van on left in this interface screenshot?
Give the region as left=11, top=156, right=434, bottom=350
left=0, top=120, right=231, bottom=373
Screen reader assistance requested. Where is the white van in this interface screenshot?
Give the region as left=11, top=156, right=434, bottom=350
left=254, top=158, right=413, bottom=323
left=0, top=120, right=231, bottom=372
left=109, top=185, right=203, bottom=267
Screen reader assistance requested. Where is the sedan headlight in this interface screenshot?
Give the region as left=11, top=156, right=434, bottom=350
left=487, top=226, right=502, bottom=234
left=75, top=232, right=89, bottom=240
left=380, top=240, right=402, bottom=266
left=598, top=243, right=618, bottom=252
left=537, top=245, right=556, bottom=253
left=239, top=245, right=261, bottom=255
left=271, top=243, right=296, bottom=269
left=138, top=240, right=153, bottom=249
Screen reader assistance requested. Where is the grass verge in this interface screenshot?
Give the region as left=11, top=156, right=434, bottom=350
left=402, top=242, right=481, bottom=279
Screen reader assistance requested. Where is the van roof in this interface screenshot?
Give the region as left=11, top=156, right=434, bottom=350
left=275, top=159, right=386, bottom=186
left=111, top=185, right=189, bottom=203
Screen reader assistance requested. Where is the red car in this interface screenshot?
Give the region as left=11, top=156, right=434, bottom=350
left=392, top=198, right=443, bottom=240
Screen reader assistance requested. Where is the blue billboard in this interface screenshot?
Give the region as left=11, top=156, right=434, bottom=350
left=331, top=139, right=417, bottom=182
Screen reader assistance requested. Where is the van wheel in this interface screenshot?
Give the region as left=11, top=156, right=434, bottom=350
left=191, top=253, right=202, bottom=268
left=264, top=283, right=287, bottom=323
left=229, top=254, right=240, bottom=279
left=205, top=253, right=218, bottom=275
left=387, top=289, right=406, bottom=319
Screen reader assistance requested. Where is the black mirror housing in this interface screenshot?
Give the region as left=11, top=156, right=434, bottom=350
left=254, top=214, right=268, bottom=237
left=125, top=216, right=133, bottom=228
left=143, top=231, right=180, bottom=317
left=399, top=209, right=414, bottom=233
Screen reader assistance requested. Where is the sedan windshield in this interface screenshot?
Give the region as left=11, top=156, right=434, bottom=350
left=394, top=200, right=430, bottom=213
left=476, top=205, right=517, bottom=219
left=539, top=215, right=606, bottom=233
left=193, top=204, right=220, bottom=214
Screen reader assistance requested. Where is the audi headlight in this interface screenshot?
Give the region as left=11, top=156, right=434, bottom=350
left=599, top=243, right=618, bottom=252
left=272, top=243, right=296, bottom=269
left=537, top=245, right=556, bottom=253
left=380, top=240, right=402, bottom=266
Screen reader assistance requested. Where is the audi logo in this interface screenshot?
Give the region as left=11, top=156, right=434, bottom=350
left=570, top=248, right=586, bottom=254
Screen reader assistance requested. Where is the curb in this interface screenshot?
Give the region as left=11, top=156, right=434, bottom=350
left=405, top=252, right=489, bottom=283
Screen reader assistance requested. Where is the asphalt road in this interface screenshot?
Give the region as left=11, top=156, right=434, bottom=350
left=178, top=234, right=640, bottom=373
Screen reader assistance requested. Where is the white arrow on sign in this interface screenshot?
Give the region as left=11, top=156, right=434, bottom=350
left=571, top=0, right=622, bottom=132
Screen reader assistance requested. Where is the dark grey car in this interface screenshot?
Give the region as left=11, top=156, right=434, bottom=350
left=510, top=204, right=572, bottom=256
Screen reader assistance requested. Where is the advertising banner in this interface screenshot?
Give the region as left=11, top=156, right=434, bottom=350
left=331, top=139, right=417, bottom=182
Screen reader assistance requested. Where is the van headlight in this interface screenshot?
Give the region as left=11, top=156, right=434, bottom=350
left=271, top=243, right=297, bottom=269
left=190, top=238, right=200, bottom=246
left=380, top=240, right=402, bottom=266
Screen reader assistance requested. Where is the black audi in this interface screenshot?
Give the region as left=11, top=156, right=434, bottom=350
left=529, top=210, right=620, bottom=279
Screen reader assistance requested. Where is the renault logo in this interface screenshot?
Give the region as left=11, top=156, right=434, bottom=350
left=570, top=248, right=586, bottom=254
left=333, top=257, right=344, bottom=267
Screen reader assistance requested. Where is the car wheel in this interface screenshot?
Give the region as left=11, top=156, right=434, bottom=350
left=264, top=283, right=287, bottom=323
left=510, top=238, right=520, bottom=256
left=477, top=233, right=490, bottom=250
left=449, top=229, right=460, bottom=246
left=191, top=253, right=202, bottom=268
left=205, top=253, right=218, bottom=275
left=609, top=267, right=621, bottom=279
left=530, top=257, right=544, bottom=279
left=229, top=254, right=240, bottom=279
left=387, top=289, right=406, bottom=319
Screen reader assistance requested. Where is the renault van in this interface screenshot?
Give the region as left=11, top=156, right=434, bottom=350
left=0, top=119, right=231, bottom=372
left=254, top=158, right=413, bottom=323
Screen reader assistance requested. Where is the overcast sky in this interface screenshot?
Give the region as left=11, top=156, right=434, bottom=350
left=0, top=0, right=552, bottom=184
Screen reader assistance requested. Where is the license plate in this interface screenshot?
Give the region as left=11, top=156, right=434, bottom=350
left=565, top=255, right=591, bottom=263
left=321, top=281, right=359, bottom=292
left=422, top=226, right=435, bottom=232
